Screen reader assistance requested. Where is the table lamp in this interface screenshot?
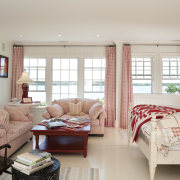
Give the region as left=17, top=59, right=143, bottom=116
left=17, top=72, right=33, bottom=101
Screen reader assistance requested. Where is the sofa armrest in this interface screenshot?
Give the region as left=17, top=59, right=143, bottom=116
left=98, top=110, right=106, bottom=125
left=27, top=113, right=34, bottom=121
left=99, top=110, right=106, bottom=119
left=42, top=111, right=51, bottom=119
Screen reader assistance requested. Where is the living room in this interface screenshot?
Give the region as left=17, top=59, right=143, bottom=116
left=1, top=0, right=180, bottom=180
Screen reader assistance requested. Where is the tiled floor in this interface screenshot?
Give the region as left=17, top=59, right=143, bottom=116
left=6, top=128, right=180, bottom=180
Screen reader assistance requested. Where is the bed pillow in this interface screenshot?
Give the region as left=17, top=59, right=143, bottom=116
left=89, top=102, right=103, bottom=120
left=0, top=109, right=13, bottom=134
left=68, top=102, right=84, bottom=116
left=4, top=105, right=30, bottom=122
left=46, top=104, right=64, bottom=118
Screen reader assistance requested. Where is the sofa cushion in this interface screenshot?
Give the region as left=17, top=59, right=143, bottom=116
left=0, top=128, right=6, bottom=138
left=46, top=104, right=64, bottom=118
left=7, top=121, right=33, bottom=143
left=77, top=99, right=99, bottom=114
left=53, top=98, right=76, bottom=113
left=68, top=102, right=84, bottom=116
left=0, top=109, right=13, bottom=134
left=89, top=102, right=103, bottom=120
left=4, top=106, right=31, bottom=122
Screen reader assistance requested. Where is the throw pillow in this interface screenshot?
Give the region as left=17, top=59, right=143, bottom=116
left=68, top=102, right=84, bottom=116
left=0, top=109, right=13, bottom=134
left=53, top=98, right=76, bottom=113
left=46, top=104, right=64, bottom=118
left=42, top=111, right=51, bottom=119
left=4, top=105, right=30, bottom=122
left=89, top=102, right=103, bottom=120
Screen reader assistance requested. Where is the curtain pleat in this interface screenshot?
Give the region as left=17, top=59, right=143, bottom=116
left=120, top=45, right=133, bottom=129
left=11, top=46, right=24, bottom=101
left=104, top=47, right=116, bottom=127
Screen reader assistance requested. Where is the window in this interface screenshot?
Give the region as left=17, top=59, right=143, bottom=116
left=132, top=57, right=152, bottom=93
left=24, top=57, right=106, bottom=104
left=162, top=57, right=180, bottom=93
left=52, top=58, right=78, bottom=100
left=84, top=58, right=106, bottom=100
left=24, top=58, right=46, bottom=103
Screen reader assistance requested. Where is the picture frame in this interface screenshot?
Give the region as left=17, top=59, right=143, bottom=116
left=22, top=97, right=33, bottom=104
left=0, top=55, right=8, bottom=78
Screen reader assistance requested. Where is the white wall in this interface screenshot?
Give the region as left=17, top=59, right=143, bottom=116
left=0, top=40, right=13, bottom=108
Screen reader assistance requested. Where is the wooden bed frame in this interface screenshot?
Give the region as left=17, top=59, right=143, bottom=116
left=128, top=104, right=180, bottom=180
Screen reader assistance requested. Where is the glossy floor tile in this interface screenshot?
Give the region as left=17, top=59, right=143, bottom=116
left=8, top=128, right=180, bottom=180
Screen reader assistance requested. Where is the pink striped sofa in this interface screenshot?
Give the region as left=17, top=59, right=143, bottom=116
left=0, top=106, right=33, bottom=157
left=43, top=98, right=106, bottom=136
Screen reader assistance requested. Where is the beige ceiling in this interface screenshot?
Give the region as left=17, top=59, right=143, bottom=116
left=0, top=0, right=180, bottom=44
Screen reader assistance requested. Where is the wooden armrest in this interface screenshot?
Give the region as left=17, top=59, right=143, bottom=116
left=0, top=144, right=11, bottom=150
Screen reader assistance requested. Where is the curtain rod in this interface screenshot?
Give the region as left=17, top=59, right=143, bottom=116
left=13, top=44, right=116, bottom=48
left=130, top=44, right=180, bottom=47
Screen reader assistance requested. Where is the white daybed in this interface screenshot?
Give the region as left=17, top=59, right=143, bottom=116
left=128, top=104, right=180, bottom=180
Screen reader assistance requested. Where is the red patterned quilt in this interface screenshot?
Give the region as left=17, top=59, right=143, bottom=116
left=130, top=104, right=180, bottom=142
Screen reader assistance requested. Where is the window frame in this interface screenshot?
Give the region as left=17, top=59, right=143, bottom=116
left=24, top=57, right=106, bottom=104
left=131, top=54, right=155, bottom=94
left=84, top=58, right=106, bottom=99
left=161, top=54, right=180, bottom=94
left=51, top=58, right=78, bottom=100
left=24, top=57, right=47, bottom=103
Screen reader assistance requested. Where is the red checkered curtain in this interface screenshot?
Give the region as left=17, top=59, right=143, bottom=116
left=104, top=47, right=116, bottom=127
left=120, top=45, right=133, bottom=129
left=11, top=46, right=24, bottom=101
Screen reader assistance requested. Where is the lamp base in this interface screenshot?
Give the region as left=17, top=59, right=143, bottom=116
left=22, top=83, right=29, bottom=101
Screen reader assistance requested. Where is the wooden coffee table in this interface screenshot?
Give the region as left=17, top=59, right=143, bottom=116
left=31, top=125, right=90, bottom=158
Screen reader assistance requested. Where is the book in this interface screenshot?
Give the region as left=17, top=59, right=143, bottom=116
left=50, top=118, right=66, bottom=122
left=14, top=157, right=51, bottom=170
left=68, top=118, right=88, bottom=124
left=46, top=121, right=67, bottom=129
left=16, top=150, right=51, bottom=166
left=12, top=160, right=53, bottom=175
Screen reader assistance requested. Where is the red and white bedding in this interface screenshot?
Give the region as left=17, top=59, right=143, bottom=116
left=130, top=104, right=180, bottom=156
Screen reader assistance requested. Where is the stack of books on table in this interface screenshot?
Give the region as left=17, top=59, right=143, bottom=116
left=12, top=149, right=53, bottom=175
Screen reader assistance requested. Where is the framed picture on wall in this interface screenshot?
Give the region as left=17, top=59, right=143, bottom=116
left=0, top=55, right=8, bottom=78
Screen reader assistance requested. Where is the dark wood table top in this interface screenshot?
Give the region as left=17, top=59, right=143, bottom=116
left=31, top=124, right=90, bottom=133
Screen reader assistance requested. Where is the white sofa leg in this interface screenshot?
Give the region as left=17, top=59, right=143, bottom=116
left=149, top=164, right=156, bottom=180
